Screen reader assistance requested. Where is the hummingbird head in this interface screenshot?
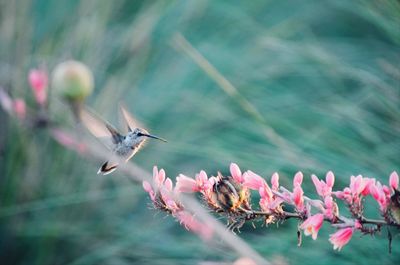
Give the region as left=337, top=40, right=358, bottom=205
left=126, top=128, right=167, bottom=144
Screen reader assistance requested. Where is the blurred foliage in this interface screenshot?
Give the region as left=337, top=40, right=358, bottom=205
left=0, top=0, right=399, bottom=264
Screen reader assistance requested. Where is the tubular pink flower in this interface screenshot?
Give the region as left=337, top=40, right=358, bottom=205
left=349, top=175, right=368, bottom=196
left=311, top=172, right=335, bottom=198
left=271, top=172, right=279, bottom=191
left=28, top=69, right=48, bottom=106
left=143, top=181, right=156, bottom=201
left=176, top=174, right=198, bottom=193
left=333, top=187, right=352, bottom=204
left=293, top=171, right=303, bottom=187
left=230, top=163, right=243, bottom=183
left=369, top=181, right=389, bottom=212
left=153, top=167, right=165, bottom=188
left=326, top=171, right=335, bottom=188
left=323, top=196, right=335, bottom=220
left=243, top=170, right=266, bottom=190
left=293, top=186, right=304, bottom=211
left=329, top=227, right=354, bottom=251
left=389, top=171, right=399, bottom=191
left=196, top=170, right=211, bottom=191
left=300, top=213, right=324, bottom=240
left=13, top=98, right=26, bottom=120
left=360, top=177, right=375, bottom=196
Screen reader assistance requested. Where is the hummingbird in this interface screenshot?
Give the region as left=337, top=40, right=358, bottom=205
left=80, top=104, right=166, bottom=175
left=388, top=189, right=400, bottom=225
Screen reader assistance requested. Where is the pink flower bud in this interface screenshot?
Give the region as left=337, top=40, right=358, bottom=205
left=13, top=98, right=26, bottom=120
left=271, top=172, right=279, bottom=191
left=143, top=181, right=156, bottom=201
left=243, top=170, right=266, bottom=190
left=153, top=166, right=165, bottom=188
left=176, top=174, right=197, bottom=193
left=293, top=186, right=304, bottom=211
left=293, top=171, right=303, bottom=187
left=369, top=182, right=380, bottom=201
left=389, top=171, right=399, bottom=191
left=326, top=171, right=335, bottom=188
left=300, top=213, right=324, bottom=240
left=230, top=163, right=243, bottom=183
left=329, top=227, right=354, bottom=251
left=28, top=69, right=48, bottom=106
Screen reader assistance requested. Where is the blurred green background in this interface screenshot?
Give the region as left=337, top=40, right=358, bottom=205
left=0, top=0, right=399, bottom=264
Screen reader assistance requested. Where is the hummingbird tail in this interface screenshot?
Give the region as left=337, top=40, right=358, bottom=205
left=97, top=161, right=118, bottom=175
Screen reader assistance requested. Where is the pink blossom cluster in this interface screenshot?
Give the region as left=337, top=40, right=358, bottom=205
left=143, top=166, right=213, bottom=240
left=0, top=68, right=49, bottom=123
left=143, top=163, right=400, bottom=251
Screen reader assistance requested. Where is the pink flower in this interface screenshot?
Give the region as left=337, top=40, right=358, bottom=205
left=323, top=196, right=336, bottom=220
left=13, top=98, right=26, bottom=120
left=369, top=181, right=390, bottom=212
left=244, top=171, right=273, bottom=201
left=389, top=171, right=399, bottom=191
left=360, top=177, right=375, bottom=196
left=175, top=211, right=213, bottom=241
left=153, top=166, right=166, bottom=188
left=143, top=166, right=182, bottom=214
left=329, top=227, right=354, bottom=251
left=271, top=172, right=279, bottom=191
left=349, top=175, right=368, bottom=196
left=28, top=69, right=48, bottom=106
left=243, top=170, right=266, bottom=190
left=293, top=171, right=303, bottom=187
left=333, top=187, right=352, bottom=204
left=300, top=213, right=324, bottom=240
left=143, top=181, right=156, bottom=202
left=195, top=170, right=212, bottom=191
left=293, top=186, right=304, bottom=211
left=175, top=170, right=212, bottom=193
left=176, top=174, right=197, bottom=193
left=230, top=163, right=244, bottom=183
left=311, top=171, right=335, bottom=198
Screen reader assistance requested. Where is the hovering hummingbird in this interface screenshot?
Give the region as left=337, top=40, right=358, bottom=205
left=80, top=104, right=166, bottom=175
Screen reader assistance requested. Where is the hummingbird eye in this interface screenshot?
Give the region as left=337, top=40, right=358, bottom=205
left=136, top=132, right=143, bottom=137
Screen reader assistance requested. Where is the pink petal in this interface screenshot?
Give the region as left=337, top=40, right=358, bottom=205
left=271, top=172, right=279, bottom=191
left=143, top=181, right=153, bottom=193
left=230, top=163, right=243, bottom=183
left=293, top=186, right=304, bottom=210
left=326, top=171, right=335, bottom=188
left=176, top=174, right=197, bottom=193
left=311, top=174, right=323, bottom=196
left=389, top=171, right=399, bottom=191
left=293, top=171, right=303, bottom=187
left=164, top=177, right=173, bottom=191
left=28, top=69, right=48, bottom=106
left=243, top=170, right=266, bottom=190
left=369, top=182, right=380, bottom=201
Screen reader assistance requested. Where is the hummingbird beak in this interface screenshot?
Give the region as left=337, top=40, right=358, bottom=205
left=141, top=133, right=167, bottom=142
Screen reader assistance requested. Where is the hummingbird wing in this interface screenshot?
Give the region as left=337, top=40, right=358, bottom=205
left=119, top=102, right=144, bottom=133
left=80, top=107, right=123, bottom=149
